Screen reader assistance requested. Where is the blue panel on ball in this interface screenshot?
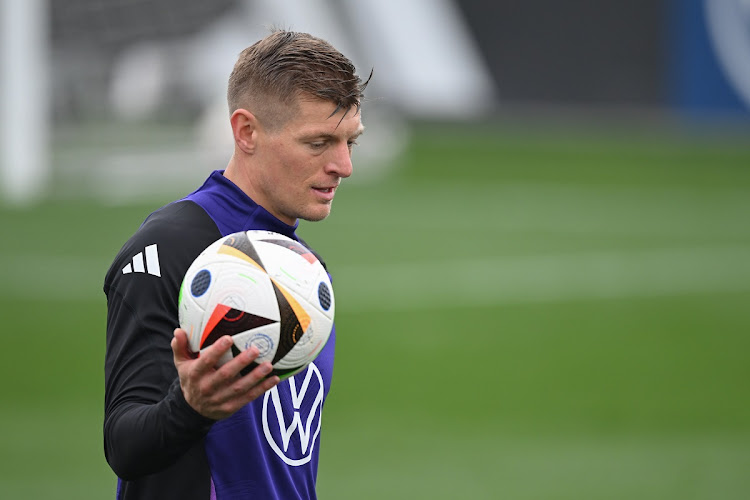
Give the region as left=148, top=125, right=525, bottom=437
left=318, top=282, right=331, bottom=311
left=191, top=269, right=211, bottom=297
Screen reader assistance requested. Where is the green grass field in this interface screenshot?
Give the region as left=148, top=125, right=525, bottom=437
left=1, top=120, right=749, bottom=498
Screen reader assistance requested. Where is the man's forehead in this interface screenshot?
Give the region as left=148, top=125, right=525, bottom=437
left=295, top=98, right=363, bottom=135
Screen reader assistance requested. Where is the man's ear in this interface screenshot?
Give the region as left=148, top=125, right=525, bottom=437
left=230, top=108, right=259, bottom=154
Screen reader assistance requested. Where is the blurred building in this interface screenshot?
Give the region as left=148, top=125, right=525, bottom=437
left=3, top=0, right=749, bottom=204
left=45, top=0, right=750, bottom=122
left=49, top=0, right=495, bottom=123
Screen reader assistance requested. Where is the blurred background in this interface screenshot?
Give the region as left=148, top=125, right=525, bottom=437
left=1, top=0, right=749, bottom=498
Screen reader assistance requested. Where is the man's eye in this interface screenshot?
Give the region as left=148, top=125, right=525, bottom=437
left=309, top=142, right=326, bottom=149
left=347, top=140, right=359, bottom=149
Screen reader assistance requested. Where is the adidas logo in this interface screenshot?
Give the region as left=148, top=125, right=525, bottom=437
left=122, top=244, right=161, bottom=277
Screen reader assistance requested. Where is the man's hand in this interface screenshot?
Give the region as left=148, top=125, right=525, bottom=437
left=171, top=328, right=280, bottom=420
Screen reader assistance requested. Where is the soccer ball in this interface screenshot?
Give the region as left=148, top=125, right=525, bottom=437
left=178, top=230, right=334, bottom=379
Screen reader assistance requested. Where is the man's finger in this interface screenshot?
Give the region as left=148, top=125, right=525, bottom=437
left=191, top=335, right=234, bottom=374
left=214, top=343, right=263, bottom=380
left=237, top=374, right=280, bottom=406
left=234, top=361, right=275, bottom=391
left=171, top=328, right=196, bottom=364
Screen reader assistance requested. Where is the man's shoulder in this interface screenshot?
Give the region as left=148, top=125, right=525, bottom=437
left=104, top=200, right=222, bottom=292
left=116, top=200, right=219, bottom=259
left=141, top=199, right=217, bottom=233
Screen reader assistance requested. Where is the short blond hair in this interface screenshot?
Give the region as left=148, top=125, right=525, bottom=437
left=227, top=30, right=370, bottom=129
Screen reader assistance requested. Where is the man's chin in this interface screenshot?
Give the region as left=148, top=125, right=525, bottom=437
left=300, top=214, right=331, bottom=223
left=299, top=207, right=332, bottom=222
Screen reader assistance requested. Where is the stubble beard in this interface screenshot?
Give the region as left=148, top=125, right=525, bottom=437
left=298, top=202, right=333, bottom=223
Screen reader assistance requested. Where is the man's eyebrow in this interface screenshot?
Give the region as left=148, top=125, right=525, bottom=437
left=306, top=125, right=365, bottom=141
left=344, top=125, right=365, bottom=141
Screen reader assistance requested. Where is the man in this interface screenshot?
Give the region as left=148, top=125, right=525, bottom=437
left=103, top=30, right=368, bottom=499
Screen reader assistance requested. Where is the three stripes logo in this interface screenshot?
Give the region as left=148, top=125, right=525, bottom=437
left=122, top=244, right=161, bottom=277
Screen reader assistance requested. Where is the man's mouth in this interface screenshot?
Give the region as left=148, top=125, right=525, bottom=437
left=312, top=185, right=337, bottom=201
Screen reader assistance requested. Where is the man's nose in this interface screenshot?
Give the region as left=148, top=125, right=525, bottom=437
left=325, top=143, right=353, bottom=178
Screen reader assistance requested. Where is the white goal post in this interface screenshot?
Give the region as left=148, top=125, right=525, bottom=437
left=1, top=0, right=50, bottom=205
